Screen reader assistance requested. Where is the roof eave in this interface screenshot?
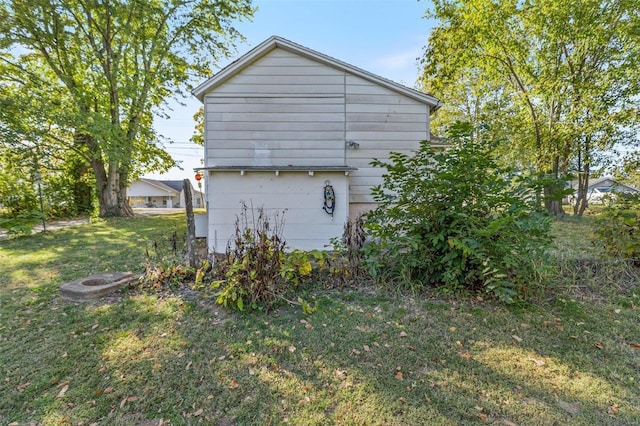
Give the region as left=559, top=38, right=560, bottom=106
left=192, top=36, right=441, bottom=112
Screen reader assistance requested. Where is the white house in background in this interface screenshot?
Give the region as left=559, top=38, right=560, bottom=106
left=567, top=177, right=640, bottom=205
left=127, top=178, right=204, bottom=209
left=192, top=35, right=442, bottom=252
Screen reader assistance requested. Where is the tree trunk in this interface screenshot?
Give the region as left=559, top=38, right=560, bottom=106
left=543, top=157, right=565, bottom=217
left=574, top=172, right=589, bottom=216
left=573, top=137, right=591, bottom=217
left=92, top=159, right=134, bottom=218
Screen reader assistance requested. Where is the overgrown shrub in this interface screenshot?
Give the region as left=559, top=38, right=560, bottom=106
left=364, top=122, right=554, bottom=302
left=138, top=228, right=195, bottom=290
left=593, top=194, right=640, bottom=263
left=325, top=217, right=368, bottom=288
left=210, top=205, right=321, bottom=311
left=207, top=205, right=368, bottom=311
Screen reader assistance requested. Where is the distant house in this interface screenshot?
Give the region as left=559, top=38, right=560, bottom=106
left=192, top=35, right=442, bottom=252
left=127, top=179, right=204, bottom=209
left=567, top=177, right=640, bottom=205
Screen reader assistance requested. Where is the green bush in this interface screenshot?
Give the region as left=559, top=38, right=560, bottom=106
left=364, top=122, right=554, bottom=303
left=593, top=194, right=640, bottom=262
left=211, top=205, right=323, bottom=311
left=0, top=209, right=44, bottom=236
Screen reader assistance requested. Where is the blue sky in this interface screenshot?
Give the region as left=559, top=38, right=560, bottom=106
left=148, top=0, right=436, bottom=182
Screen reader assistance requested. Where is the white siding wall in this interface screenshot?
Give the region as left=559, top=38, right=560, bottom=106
left=205, top=49, right=347, bottom=167
left=127, top=181, right=177, bottom=198
left=207, top=171, right=348, bottom=252
left=203, top=47, right=432, bottom=250
left=345, top=75, right=429, bottom=205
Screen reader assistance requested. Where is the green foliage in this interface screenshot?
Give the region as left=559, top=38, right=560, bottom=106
left=139, top=258, right=195, bottom=291
left=210, top=206, right=295, bottom=311
left=208, top=206, right=361, bottom=312
left=364, top=122, right=554, bottom=302
left=423, top=0, right=640, bottom=216
left=138, top=228, right=195, bottom=290
left=0, top=0, right=254, bottom=217
left=593, top=194, right=640, bottom=262
left=297, top=297, right=318, bottom=315
left=0, top=210, right=44, bottom=236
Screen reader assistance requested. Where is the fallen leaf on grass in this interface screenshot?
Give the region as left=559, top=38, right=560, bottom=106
left=335, top=369, right=347, bottom=380
left=395, top=371, right=404, bottom=380
left=56, top=384, right=69, bottom=399
left=288, top=345, right=296, bottom=353
left=399, top=331, right=408, bottom=337
left=103, top=387, right=114, bottom=394
left=193, top=408, right=203, bottom=416
left=511, top=335, right=523, bottom=343
left=608, top=404, right=619, bottom=416
left=229, top=379, right=239, bottom=389
left=594, top=342, right=604, bottom=349
left=119, top=396, right=138, bottom=408
left=363, top=345, right=370, bottom=352
left=298, top=396, right=311, bottom=406
left=626, top=342, right=640, bottom=349
left=17, top=382, right=30, bottom=392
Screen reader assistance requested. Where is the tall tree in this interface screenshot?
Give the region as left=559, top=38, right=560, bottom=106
left=422, top=0, right=640, bottom=215
left=0, top=0, right=253, bottom=216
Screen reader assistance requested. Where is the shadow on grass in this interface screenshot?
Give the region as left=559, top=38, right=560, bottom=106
left=0, top=215, right=187, bottom=293
left=2, top=286, right=639, bottom=425
left=2, top=214, right=640, bottom=424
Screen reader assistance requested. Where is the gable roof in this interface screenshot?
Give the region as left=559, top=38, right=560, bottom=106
left=137, top=178, right=205, bottom=196
left=568, top=177, right=640, bottom=193
left=159, top=180, right=186, bottom=192
left=138, top=178, right=181, bottom=194
left=192, top=35, right=441, bottom=113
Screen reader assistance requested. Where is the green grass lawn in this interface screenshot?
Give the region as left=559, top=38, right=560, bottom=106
left=1, top=214, right=639, bottom=425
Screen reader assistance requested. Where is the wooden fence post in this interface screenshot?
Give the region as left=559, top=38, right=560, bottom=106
left=184, top=179, right=197, bottom=269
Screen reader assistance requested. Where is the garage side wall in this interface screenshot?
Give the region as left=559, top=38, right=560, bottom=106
left=207, top=171, right=348, bottom=252
left=204, top=49, right=346, bottom=168
left=345, top=74, right=430, bottom=216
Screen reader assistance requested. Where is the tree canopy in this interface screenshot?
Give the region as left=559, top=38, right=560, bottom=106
left=0, top=0, right=254, bottom=217
left=422, top=0, right=640, bottom=215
